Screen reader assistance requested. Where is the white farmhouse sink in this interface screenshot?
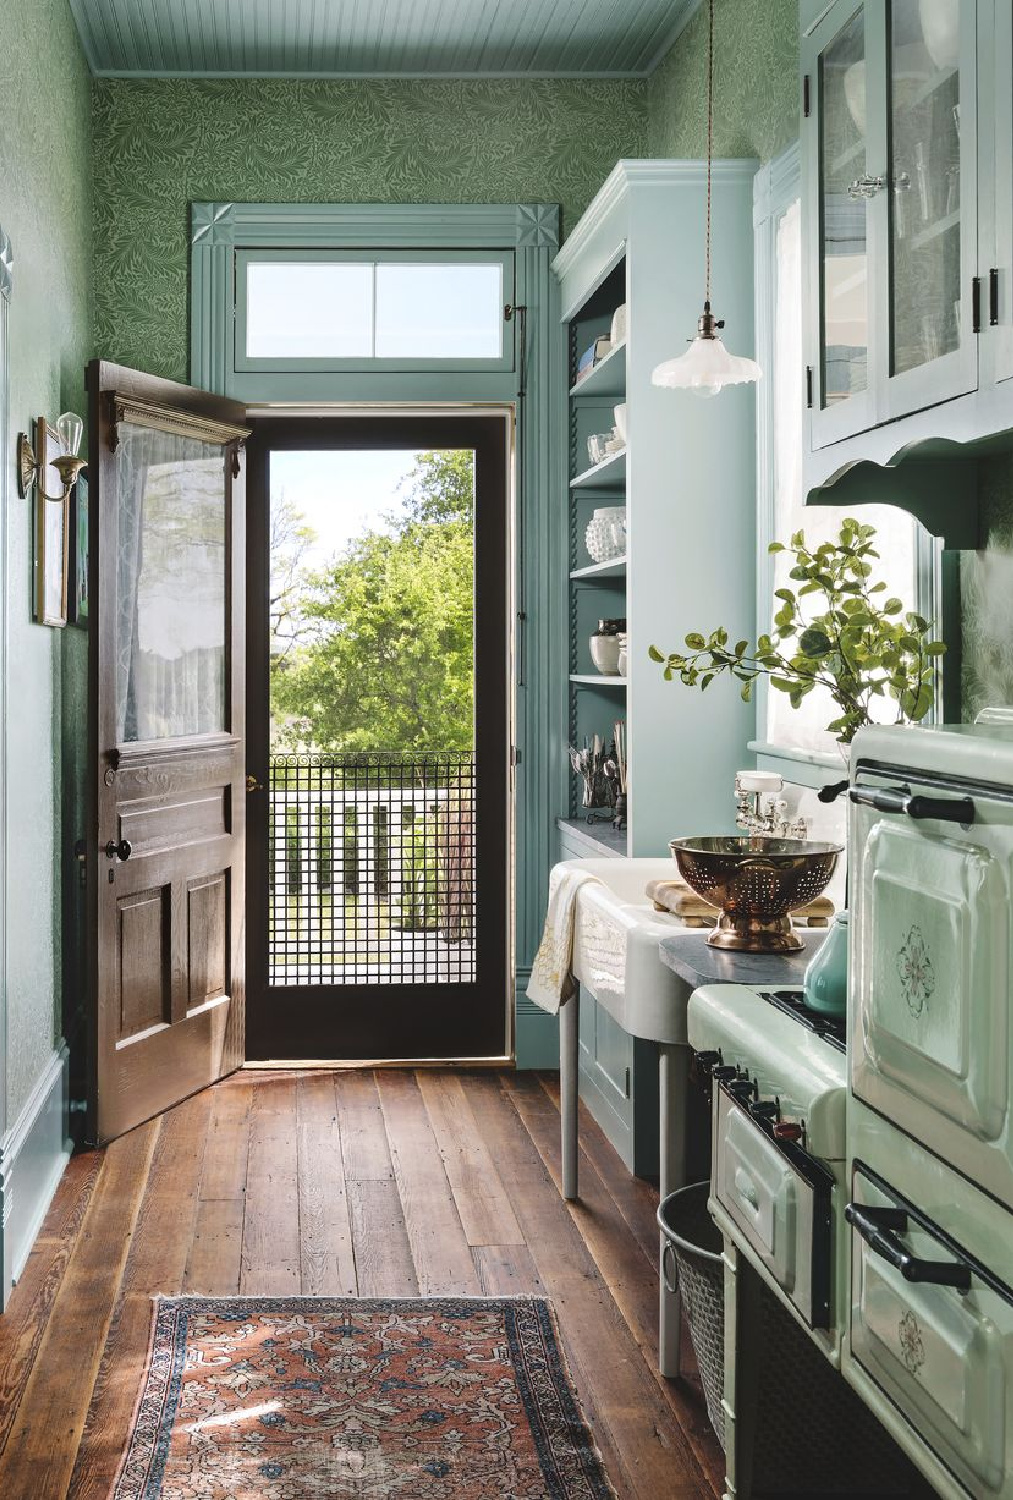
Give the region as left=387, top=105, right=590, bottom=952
left=567, top=857, right=700, bottom=1044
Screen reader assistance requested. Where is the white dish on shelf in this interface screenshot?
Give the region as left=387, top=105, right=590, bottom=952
left=610, top=303, right=628, bottom=347
left=613, top=402, right=627, bottom=442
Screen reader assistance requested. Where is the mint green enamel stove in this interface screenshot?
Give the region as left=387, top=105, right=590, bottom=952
left=846, top=722, right=1013, bottom=1500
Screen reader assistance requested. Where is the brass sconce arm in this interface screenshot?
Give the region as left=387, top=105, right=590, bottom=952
left=17, top=413, right=87, bottom=501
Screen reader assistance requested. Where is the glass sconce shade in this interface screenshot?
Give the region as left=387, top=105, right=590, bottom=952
left=56, top=411, right=83, bottom=456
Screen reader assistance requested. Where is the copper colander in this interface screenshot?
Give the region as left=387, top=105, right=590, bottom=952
left=669, top=835, right=843, bottom=953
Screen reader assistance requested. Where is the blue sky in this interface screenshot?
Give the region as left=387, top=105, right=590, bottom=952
left=271, top=449, right=421, bottom=569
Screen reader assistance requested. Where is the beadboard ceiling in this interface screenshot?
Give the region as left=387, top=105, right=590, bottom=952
left=70, top=0, right=699, bottom=78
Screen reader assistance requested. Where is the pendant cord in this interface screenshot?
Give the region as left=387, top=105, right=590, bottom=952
left=704, top=0, right=714, bottom=310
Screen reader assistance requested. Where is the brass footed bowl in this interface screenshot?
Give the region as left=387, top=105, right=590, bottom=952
left=669, top=835, right=843, bottom=953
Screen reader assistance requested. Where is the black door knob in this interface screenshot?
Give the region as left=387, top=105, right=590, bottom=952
left=104, top=838, right=132, bottom=862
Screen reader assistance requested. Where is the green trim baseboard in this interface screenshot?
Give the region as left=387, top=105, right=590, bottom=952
left=0, top=1042, right=71, bottom=1306
left=515, top=969, right=560, bottom=1069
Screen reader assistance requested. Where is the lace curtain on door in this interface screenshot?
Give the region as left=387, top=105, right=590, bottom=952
left=115, top=424, right=227, bottom=744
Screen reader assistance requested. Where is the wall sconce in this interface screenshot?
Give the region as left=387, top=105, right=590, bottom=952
left=17, top=411, right=87, bottom=500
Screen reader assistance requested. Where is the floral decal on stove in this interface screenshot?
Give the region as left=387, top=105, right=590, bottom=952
left=896, top=926, right=935, bottom=1017
left=899, top=1310, right=926, bottom=1375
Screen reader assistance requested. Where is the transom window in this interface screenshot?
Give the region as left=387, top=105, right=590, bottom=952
left=237, top=251, right=510, bottom=371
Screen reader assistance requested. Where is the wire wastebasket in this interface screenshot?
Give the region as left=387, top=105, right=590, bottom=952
left=658, top=1181, right=725, bottom=1449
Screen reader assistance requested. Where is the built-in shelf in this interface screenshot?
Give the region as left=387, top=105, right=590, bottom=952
left=570, top=447, right=627, bottom=491
left=557, top=816, right=627, bottom=858
left=570, top=556, right=627, bottom=581
left=910, top=208, right=960, bottom=252
left=570, top=673, right=627, bottom=688
left=569, top=342, right=627, bottom=399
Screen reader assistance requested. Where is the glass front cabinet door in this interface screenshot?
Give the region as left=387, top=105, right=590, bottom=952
left=804, top=0, right=981, bottom=449
left=993, top=0, right=1013, bottom=385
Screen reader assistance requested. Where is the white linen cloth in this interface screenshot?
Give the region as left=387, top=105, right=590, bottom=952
left=526, top=864, right=601, bottom=1014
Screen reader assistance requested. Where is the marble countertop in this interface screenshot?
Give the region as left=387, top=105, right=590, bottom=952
left=659, top=928, right=828, bottom=991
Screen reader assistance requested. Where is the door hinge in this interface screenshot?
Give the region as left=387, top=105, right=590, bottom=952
left=510, top=746, right=522, bottom=769
left=803, top=74, right=811, bottom=118
left=805, top=365, right=814, bottom=409
left=972, top=276, right=982, bottom=334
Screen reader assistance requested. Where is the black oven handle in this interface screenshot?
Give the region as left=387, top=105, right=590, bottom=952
left=849, top=785, right=975, bottom=825
left=845, top=1203, right=972, bottom=1291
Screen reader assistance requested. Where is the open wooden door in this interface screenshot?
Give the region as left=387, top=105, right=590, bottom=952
left=86, top=362, right=250, bottom=1144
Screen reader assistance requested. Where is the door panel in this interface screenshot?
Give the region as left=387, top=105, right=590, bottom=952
left=87, top=361, right=250, bottom=1143
left=245, top=414, right=510, bottom=1061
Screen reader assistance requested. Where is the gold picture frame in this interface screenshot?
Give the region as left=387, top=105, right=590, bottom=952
left=33, top=416, right=69, bottom=627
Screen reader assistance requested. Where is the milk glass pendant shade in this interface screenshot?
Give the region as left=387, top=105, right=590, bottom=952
left=651, top=0, right=762, bottom=398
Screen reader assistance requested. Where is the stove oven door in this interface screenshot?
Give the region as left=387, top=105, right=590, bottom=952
left=850, top=768, right=1013, bottom=1209
left=847, top=1161, right=1013, bottom=1499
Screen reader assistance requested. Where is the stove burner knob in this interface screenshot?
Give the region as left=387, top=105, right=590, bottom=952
left=729, top=1079, right=755, bottom=1104
left=694, top=1050, right=722, bottom=1077
left=749, top=1100, right=779, bottom=1123
left=773, top=1121, right=804, bottom=1144
left=711, top=1065, right=739, bottom=1084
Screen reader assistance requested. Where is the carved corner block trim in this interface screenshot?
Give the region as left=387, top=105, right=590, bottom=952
left=516, top=204, right=560, bottom=249
left=191, top=203, right=236, bottom=247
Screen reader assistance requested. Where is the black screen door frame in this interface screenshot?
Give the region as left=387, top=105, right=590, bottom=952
left=245, top=411, right=510, bottom=1061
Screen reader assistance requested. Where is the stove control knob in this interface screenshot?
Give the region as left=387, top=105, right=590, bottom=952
left=694, top=1050, right=723, bottom=1077
left=711, top=1065, right=739, bottom=1084
left=729, top=1079, right=755, bottom=1104
left=773, top=1121, right=804, bottom=1144
left=749, top=1099, right=779, bottom=1123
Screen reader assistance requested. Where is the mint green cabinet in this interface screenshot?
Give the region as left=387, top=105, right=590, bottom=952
left=992, top=1, right=1013, bottom=385
left=803, top=0, right=979, bottom=451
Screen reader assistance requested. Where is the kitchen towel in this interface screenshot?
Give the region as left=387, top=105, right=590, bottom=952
left=527, top=864, right=601, bottom=1014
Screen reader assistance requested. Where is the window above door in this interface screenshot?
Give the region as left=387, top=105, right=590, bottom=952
left=237, top=250, right=512, bottom=373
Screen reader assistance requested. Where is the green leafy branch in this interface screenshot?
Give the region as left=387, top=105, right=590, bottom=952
left=649, top=519, right=945, bottom=745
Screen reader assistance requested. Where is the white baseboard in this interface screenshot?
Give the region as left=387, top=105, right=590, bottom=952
left=515, top=969, right=560, bottom=1070
left=1, top=1043, right=71, bottom=1307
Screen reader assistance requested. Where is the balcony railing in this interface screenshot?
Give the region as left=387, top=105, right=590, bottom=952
left=269, top=751, right=476, bottom=987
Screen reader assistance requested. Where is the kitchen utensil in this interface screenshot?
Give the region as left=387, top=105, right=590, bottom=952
left=585, top=506, right=626, bottom=563
left=804, top=910, right=849, bottom=1015
left=669, top=835, right=843, bottom=953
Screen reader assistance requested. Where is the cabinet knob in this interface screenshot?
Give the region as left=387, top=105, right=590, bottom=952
left=848, top=174, right=885, bottom=200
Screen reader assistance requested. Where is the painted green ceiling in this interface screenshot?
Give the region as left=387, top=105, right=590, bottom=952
left=70, top=0, right=700, bottom=77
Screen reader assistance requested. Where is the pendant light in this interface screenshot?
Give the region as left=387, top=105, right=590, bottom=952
left=651, top=0, right=761, bottom=398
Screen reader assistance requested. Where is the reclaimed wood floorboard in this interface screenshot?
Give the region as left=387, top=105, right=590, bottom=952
left=0, top=1069, right=722, bottom=1500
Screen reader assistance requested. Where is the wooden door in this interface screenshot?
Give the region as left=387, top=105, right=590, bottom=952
left=87, top=362, right=250, bottom=1143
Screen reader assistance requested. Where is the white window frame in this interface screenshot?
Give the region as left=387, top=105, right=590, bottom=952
left=751, top=144, right=940, bottom=789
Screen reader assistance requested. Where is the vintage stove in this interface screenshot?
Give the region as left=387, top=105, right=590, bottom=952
left=688, top=982, right=848, bottom=1363
left=845, top=722, right=1013, bottom=1500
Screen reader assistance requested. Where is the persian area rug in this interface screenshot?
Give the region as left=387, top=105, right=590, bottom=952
left=111, top=1295, right=617, bottom=1499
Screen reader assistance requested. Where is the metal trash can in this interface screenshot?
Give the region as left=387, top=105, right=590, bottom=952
left=658, top=1181, right=725, bottom=1449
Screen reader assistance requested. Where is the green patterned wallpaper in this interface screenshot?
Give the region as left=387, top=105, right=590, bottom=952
left=0, top=0, right=92, bottom=1123
left=92, top=78, right=647, bottom=380
left=648, top=0, right=798, bottom=161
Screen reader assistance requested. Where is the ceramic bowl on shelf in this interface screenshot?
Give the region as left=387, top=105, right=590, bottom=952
left=613, top=402, right=628, bottom=443
left=585, top=506, right=626, bottom=564
left=919, top=0, right=959, bottom=69
left=844, top=60, right=865, bottom=133
left=610, top=303, right=628, bottom=348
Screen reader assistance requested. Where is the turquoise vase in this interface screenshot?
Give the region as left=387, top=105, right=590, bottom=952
left=804, top=911, right=849, bottom=1016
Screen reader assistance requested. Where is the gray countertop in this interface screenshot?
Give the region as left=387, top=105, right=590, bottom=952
left=659, top=928, right=828, bottom=991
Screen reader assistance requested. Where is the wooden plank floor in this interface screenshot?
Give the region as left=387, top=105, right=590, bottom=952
left=0, top=1069, right=723, bottom=1500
